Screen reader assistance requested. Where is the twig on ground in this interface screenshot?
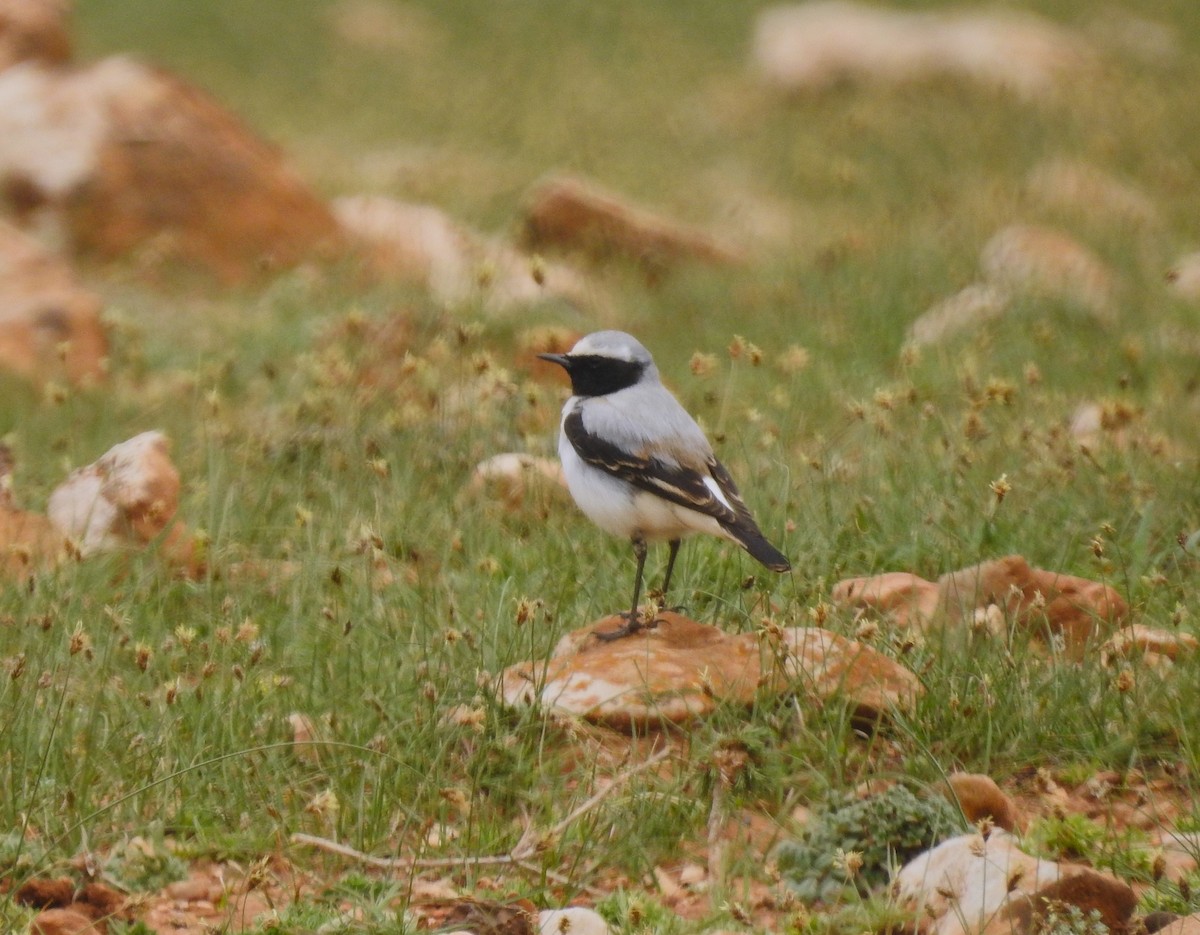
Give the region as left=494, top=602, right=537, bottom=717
left=290, top=745, right=672, bottom=896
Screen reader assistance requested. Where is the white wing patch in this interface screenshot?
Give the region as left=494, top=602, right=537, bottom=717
left=702, top=474, right=733, bottom=510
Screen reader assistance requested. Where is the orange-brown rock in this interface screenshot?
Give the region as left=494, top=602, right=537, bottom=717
left=945, top=773, right=1024, bottom=833
left=520, top=173, right=744, bottom=272
left=937, top=555, right=1127, bottom=657
left=333, top=194, right=594, bottom=313
left=831, top=571, right=939, bottom=628
left=28, top=909, right=101, bottom=935
left=835, top=556, right=1127, bottom=658
left=47, top=431, right=203, bottom=576
left=1101, top=624, right=1198, bottom=665
left=1157, top=915, right=1200, bottom=935
left=0, top=58, right=343, bottom=283
left=498, top=612, right=920, bottom=730
left=0, top=0, right=71, bottom=71
left=0, top=443, right=65, bottom=577
left=984, top=870, right=1138, bottom=935
left=0, top=219, right=107, bottom=386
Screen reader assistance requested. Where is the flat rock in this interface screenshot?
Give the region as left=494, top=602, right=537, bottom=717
left=979, top=225, right=1115, bottom=320
left=0, top=57, right=342, bottom=282
left=907, top=283, right=1011, bottom=347
left=937, top=555, right=1127, bottom=657
left=0, top=218, right=107, bottom=386
left=520, top=173, right=744, bottom=272
left=333, top=193, right=594, bottom=313
left=498, top=612, right=920, bottom=730
left=752, top=2, right=1090, bottom=99
left=833, top=555, right=1127, bottom=658
left=1101, top=624, right=1198, bottom=664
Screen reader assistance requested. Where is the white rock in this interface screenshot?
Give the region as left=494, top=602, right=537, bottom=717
left=538, top=907, right=612, bottom=935
left=752, top=2, right=1088, bottom=98
left=893, top=831, right=1062, bottom=935
left=1167, top=252, right=1200, bottom=302
left=47, top=431, right=179, bottom=556
left=907, top=283, right=1010, bottom=347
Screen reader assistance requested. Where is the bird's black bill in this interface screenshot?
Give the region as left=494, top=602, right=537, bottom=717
left=537, top=353, right=570, bottom=368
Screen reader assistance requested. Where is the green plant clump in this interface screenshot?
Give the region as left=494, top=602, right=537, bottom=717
left=1032, top=901, right=1110, bottom=935
left=776, top=785, right=967, bottom=903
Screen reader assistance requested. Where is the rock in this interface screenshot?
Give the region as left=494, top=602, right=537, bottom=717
left=0, top=444, right=65, bottom=578
left=832, top=556, right=1127, bottom=658
left=538, top=908, right=612, bottom=935
left=979, top=225, right=1115, bottom=320
left=47, top=430, right=203, bottom=575
left=0, top=0, right=71, bottom=72
left=945, top=773, right=1024, bottom=833
left=466, top=453, right=567, bottom=512
left=892, top=832, right=1134, bottom=935
left=164, top=876, right=217, bottom=902
left=831, top=571, right=939, bottom=627
left=894, top=832, right=1063, bottom=935
left=333, top=194, right=593, bottom=313
left=1154, top=915, right=1200, bottom=935
left=519, top=173, right=744, bottom=272
left=0, top=219, right=107, bottom=386
left=1143, top=913, right=1185, bottom=935
left=1100, top=625, right=1199, bottom=665
left=984, top=870, right=1138, bottom=935
left=1025, top=160, right=1157, bottom=226
left=937, top=555, right=1127, bottom=657
left=1166, top=253, right=1200, bottom=302
left=29, top=909, right=101, bottom=935
left=751, top=2, right=1089, bottom=99
left=907, top=283, right=1011, bottom=348
left=0, top=57, right=343, bottom=282
left=497, top=612, right=920, bottom=730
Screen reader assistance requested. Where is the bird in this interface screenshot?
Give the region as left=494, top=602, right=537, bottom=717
left=538, top=330, right=791, bottom=640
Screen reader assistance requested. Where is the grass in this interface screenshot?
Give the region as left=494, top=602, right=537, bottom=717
left=3, top=0, right=1200, bottom=930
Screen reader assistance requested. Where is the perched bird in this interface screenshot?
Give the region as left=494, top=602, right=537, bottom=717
left=539, top=330, right=790, bottom=640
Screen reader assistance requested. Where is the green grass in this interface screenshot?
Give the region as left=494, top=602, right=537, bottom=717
left=4, top=0, right=1200, bottom=930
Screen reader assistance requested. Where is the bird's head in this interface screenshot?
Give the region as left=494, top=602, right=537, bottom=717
left=538, top=330, right=658, bottom=397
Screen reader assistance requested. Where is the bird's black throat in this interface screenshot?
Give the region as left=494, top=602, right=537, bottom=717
left=561, top=355, right=646, bottom=397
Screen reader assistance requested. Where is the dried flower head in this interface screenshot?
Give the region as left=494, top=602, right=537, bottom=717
left=690, top=351, right=718, bottom=377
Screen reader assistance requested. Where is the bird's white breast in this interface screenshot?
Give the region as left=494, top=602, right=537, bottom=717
left=557, top=398, right=732, bottom=544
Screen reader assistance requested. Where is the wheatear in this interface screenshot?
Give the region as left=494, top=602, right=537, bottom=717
left=539, top=330, right=790, bottom=640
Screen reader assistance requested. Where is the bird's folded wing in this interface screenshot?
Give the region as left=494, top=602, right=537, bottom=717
left=563, top=408, right=745, bottom=527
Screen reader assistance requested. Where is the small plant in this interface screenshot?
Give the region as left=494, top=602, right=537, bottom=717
left=1032, top=901, right=1110, bottom=935
left=775, top=784, right=967, bottom=903
left=596, top=889, right=686, bottom=935
left=1026, top=814, right=1107, bottom=862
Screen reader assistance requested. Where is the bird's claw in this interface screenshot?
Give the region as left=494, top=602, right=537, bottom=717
left=593, top=609, right=659, bottom=642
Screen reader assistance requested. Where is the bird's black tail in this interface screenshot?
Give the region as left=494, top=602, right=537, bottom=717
left=728, top=522, right=791, bottom=573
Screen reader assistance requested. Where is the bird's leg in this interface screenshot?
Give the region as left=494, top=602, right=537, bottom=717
left=594, top=537, right=649, bottom=642
left=657, top=538, right=684, bottom=611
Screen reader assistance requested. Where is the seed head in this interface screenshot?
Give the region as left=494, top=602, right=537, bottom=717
left=690, top=351, right=718, bottom=377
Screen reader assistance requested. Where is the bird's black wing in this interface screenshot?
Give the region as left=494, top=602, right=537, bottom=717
left=563, top=409, right=791, bottom=572
left=563, top=408, right=741, bottom=526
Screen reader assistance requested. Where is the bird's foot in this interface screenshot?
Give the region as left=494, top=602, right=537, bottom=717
left=593, top=609, right=659, bottom=642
